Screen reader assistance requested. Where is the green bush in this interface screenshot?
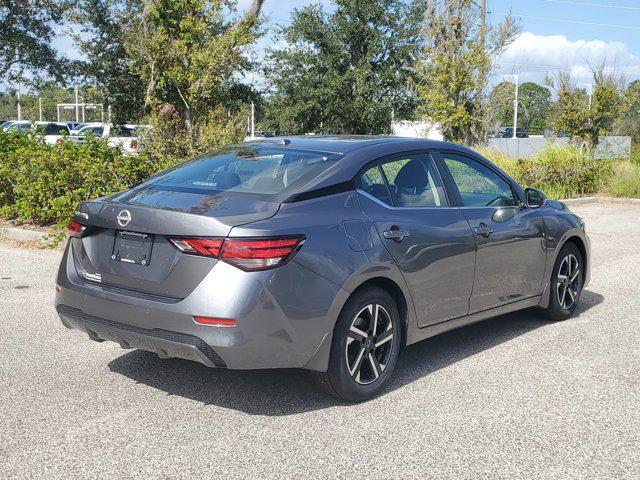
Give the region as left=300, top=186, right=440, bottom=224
left=0, top=131, right=179, bottom=230
left=478, top=144, right=611, bottom=199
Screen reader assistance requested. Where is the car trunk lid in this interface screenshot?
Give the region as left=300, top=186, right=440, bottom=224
left=69, top=194, right=280, bottom=298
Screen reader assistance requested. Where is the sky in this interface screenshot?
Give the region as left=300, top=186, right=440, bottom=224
left=52, top=0, right=640, bottom=89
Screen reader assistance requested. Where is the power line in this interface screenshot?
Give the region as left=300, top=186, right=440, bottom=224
left=494, top=12, right=640, bottom=30
left=500, top=61, right=640, bottom=76
left=540, top=0, right=640, bottom=11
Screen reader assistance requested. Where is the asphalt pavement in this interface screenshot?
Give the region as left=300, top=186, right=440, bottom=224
left=0, top=202, right=638, bottom=479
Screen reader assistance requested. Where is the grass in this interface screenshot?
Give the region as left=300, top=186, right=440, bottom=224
left=477, top=144, right=640, bottom=199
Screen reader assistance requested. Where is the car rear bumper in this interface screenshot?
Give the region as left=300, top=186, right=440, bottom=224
left=55, top=242, right=348, bottom=371
left=57, top=305, right=227, bottom=368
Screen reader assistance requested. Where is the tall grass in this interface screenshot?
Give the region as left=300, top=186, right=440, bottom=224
left=477, top=144, right=612, bottom=199
left=608, top=162, right=640, bottom=198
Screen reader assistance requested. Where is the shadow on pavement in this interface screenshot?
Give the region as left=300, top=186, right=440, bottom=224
left=108, top=289, right=604, bottom=415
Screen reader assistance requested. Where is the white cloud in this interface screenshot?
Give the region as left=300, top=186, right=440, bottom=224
left=497, top=32, right=640, bottom=85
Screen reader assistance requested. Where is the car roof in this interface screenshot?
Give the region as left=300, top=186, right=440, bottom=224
left=241, top=135, right=462, bottom=154
left=234, top=135, right=492, bottom=196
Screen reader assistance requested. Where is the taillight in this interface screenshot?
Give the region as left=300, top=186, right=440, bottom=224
left=67, top=219, right=87, bottom=238
left=169, top=236, right=305, bottom=271
left=221, top=237, right=305, bottom=271
left=130, top=139, right=138, bottom=149
left=170, top=238, right=223, bottom=257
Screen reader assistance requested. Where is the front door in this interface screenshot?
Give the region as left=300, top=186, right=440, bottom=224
left=437, top=151, right=547, bottom=313
left=357, top=152, right=476, bottom=327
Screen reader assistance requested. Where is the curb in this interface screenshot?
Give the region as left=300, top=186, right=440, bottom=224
left=0, top=224, right=49, bottom=244
left=561, top=196, right=640, bottom=205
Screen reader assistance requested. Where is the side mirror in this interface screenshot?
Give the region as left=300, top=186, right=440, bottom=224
left=524, top=187, right=546, bottom=208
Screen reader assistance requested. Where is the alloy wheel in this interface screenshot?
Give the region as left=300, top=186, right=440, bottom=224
left=345, top=304, right=394, bottom=385
left=556, top=253, right=580, bottom=310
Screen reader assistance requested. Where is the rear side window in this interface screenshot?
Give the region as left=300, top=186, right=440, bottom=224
left=144, top=146, right=343, bottom=199
left=359, top=154, right=447, bottom=208
left=441, top=153, right=516, bottom=207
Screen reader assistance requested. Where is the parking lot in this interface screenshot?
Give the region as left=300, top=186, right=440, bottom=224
left=0, top=202, right=638, bottom=479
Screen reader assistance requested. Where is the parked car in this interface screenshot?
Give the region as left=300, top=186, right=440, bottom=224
left=34, top=121, right=70, bottom=144
left=4, top=120, right=32, bottom=132
left=55, top=136, right=590, bottom=401
left=70, top=122, right=100, bottom=136
left=497, top=127, right=529, bottom=138
left=71, top=123, right=140, bottom=154
left=1, top=120, right=14, bottom=130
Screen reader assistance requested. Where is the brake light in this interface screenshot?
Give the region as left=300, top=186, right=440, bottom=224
left=130, top=139, right=138, bottom=149
left=169, top=236, right=305, bottom=271
left=170, top=238, right=224, bottom=257
left=67, top=219, right=87, bottom=238
left=221, top=237, right=305, bottom=271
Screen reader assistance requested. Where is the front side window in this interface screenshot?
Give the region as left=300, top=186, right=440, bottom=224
left=441, top=153, right=516, bottom=207
left=359, top=154, right=447, bottom=207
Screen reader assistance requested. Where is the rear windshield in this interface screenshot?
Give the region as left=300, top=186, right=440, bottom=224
left=141, top=146, right=342, bottom=199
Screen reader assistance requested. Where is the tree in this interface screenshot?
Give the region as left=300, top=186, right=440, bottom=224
left=619, top=80, right=640, bottom=143
left=0, top=0, right=71, bottom=81
left=489, top=81, right=551, bottom=135
left=415, top=0, right=518, bottom=144
left=127, top=0, right=264, bottom=156
left=263, top=0, right=425, bottom=134
left=71, top=1, right=147, bottom=125
left=549, top=70, right=624, bottom=148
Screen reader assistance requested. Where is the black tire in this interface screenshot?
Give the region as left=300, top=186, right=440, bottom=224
left=543, top=242, right=584, bottom=321
left=314, top=287, right=402, bottom=402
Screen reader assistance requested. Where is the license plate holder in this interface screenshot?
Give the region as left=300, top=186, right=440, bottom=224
left=112, top=231, right=154, bottom=266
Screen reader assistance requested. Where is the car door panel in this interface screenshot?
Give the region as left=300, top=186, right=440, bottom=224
left=460, top=206, right=546, bottom=312
left=359, top=195, right=476, bottom=326
left=437, top=151, right=547, bottom=313
left=356, top=153, right=476, bottom=327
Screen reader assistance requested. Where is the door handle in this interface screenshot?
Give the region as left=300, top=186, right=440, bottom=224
left=383, top=227, right=411, bottom=242
left=473, top=223, right=494, bottom=238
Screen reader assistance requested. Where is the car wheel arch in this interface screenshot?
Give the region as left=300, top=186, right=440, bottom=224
left=538, top=231, right=589, bottom=309
left=552, top=233, right=588, bottom=280
left=344, top=277, right=409, bottom=351
left=562, top=236, right=587, bottom=277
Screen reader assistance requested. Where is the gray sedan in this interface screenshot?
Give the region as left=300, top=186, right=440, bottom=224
left=55, top=136, right=590, bottom=401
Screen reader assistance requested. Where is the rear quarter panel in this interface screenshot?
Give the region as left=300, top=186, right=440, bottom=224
left=229, top=191, right=418, bottom=357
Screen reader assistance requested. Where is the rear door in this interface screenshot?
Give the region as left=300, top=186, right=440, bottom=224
left=357, top=152, right=476, bottom=327
left=436, top=151, right=546, bottom=313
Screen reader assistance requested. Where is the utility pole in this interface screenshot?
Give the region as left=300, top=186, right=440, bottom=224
left=38, top=97, right=43, bottom=121
left=17, top=81, right=22, bottom=121
left=481, top=0, right=486, bottom=46
left=75, top=86, right=80, bottom=122
left=250, top=101, right=255, bottom=138
left=512, top=74, right=519, bottom=139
